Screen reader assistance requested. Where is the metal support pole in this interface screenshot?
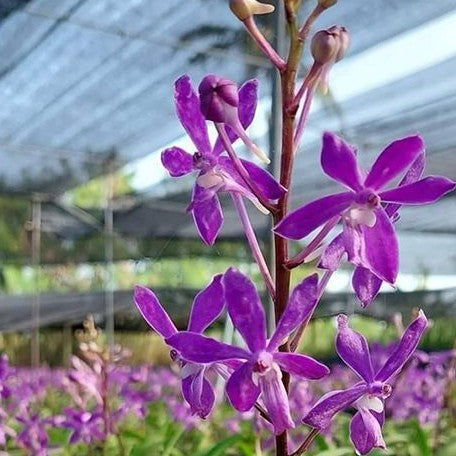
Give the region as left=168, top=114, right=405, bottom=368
left=104, top=167, right=115, bottom=350
left=31, top=195, right=42, bottom=367
left=268, top=2, right=286, bottom=332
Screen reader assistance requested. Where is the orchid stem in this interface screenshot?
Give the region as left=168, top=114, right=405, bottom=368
left=298, top=5, right=324, bottom=42
left=293, top=64, right=321, bottom=109
left=215, top=123, right=277, bottom=214
left=286, top=216, right=340, bottom=269
left=290, top=270, right=333, bottom=352
left=243, top=16, right=286, bottom=71
left=273, top=2, right=305, bottom=455
left=232, top=193, right=276, bottom=300
left=290, top=428, right=320, bottom=456
left=255, top=402, right=273, bottom=424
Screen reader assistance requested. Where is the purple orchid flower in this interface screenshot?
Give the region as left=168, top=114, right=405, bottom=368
left=16, top=412, right=50, bottom=456
left=303, top=311, right=428, bottom=455
left=161, top=74, right=285, bottom=245
left=134, top=274, right=225, bottom=418
left=275, top=132, right=455, bottom=285
left=318, top=150, right=426, bottom=306
left=166, top=269, right=329, bottom=435
left=61, top=408, right=105, bottom=445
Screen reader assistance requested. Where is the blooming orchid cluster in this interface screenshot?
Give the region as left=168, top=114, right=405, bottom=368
left=135, top=1, right=455, bottom=455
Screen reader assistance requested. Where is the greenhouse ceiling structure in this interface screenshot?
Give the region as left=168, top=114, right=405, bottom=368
left=0, top=0, right=455, bottom=331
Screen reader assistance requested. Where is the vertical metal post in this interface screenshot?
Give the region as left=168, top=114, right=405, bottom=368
left=31, top=195, right=42, bottom=367
left=268, top=2, right=286, bottom=332
left=104, top=166, right=115, bottom=349
left=62, top=323, right=72, bottom=367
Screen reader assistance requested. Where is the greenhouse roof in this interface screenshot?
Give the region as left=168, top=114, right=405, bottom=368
left=0, top=0, right=455, bottom=274
left=0, top=0, right=455, bottom=195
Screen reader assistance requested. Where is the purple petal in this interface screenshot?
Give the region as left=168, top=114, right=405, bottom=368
left=385, top=151, right=425, bottom=217
left=350, top=410, right=385, bottom=455
left=380, top=176, right=455, bottom=205
left=321, top=132, right=363, bottom=191
left=212, top=79, right=258, bottom=155
left=375, top=310, right=428, bottom=382
left=258, top=368, right=295, bottom=435
left=174, top=75, right=211, bottom=155
left=361, top=207, right=398, bottom=284
left=161, top=147, right=194, bottom=177
left=191, top=184, right=223, bottom=245
left=352, top=267, right=383, bottom=308
left=364, top=135, right=424, bottom=190
left=134, top=286, right=177, bottom=338
left=225, top=362, right=260, bottom=412
left=336, top=314, right=375, bottom=383
left=343, top=223, right=365, bottom=266
left=223, top=268, right=267, bottom=353
left=181, top=369, right=215, bottom=418
left=166, top=332, right=249, bottom=363
left=188, top=274, right=224, bottom=333
left=319, top=233, right=345, bottom=270
left=302, top=384, right=367, bottom=430
left=268, top=274, right=318, bottom=352
left=218, top=156, right=286, bottom=200
left=241, top=159, right=286, bottom=200
left=274, top=192, right=354, bottom=240
left=273, top=352, right=329, bottom=379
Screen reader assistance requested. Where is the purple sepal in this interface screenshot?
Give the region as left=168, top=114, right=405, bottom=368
left=188, top=274, right=224, bottom=333
left=225, top=362, right=260, bottom=412
left=134, top=286, right=177, bottom=339
left=166, top=331, right=250, bottom=364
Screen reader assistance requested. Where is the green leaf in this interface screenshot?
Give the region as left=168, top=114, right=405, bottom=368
left=198, top=435, right=242, bottom=456
left=314, top=434, right=330, bottom=450
left=410, top=419, right=431, bottom=456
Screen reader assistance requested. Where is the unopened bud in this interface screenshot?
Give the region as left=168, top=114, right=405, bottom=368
left=311, top=30, right=338, bottom=64
left=328, top=25, right=350, bottom=61
left=198, top=74, right=239, bottom=123
left=318, top=0, right=338, bottom=9
left=198, top=74, right=270, bottom=163
left=229, top=0, right=274, bottom=21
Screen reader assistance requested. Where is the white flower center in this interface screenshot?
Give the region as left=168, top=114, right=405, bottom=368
left=354, top=394, right=384, bottom=413
left=344, top=205, right=377, bottom=228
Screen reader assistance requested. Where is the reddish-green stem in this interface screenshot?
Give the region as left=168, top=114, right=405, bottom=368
left=290, top=428, right=320, bottom=456
left=272, top=2, right=305, bottom=455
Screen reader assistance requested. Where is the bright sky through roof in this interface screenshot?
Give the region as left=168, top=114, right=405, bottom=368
left=125, top=9, right=456, bottom=191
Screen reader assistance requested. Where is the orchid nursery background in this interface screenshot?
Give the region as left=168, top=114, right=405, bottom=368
left=0, top=0, right=455, bottom=455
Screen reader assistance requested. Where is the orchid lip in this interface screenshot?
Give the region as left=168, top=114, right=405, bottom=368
left=252, top=350, right=273, bottom=374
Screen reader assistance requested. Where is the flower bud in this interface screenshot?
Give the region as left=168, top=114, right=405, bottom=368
left=229, top=0, right=274, bottom=21
left=198, top=74, right=239, bottom=123
left=318, top=0, right=337, bottom=9
left=328, top=25, right=350, bottom=61
left=198, top=74, right=270, bottom=163
left=311, top=30, right=338, bottom=64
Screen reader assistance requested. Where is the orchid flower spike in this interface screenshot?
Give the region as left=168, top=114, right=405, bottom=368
left=161, top=75, right=285, bottom=245
left=275, top=132, right=455, bottom=288
left=199, top=74, right=270, bottom=163
left=166, top=269, right=329, bottom=435
left=134, top=275, right=226, bottom=418
left=303, top=311, right=428, bottom=455
left=229, top=0, right=274, bottom=21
